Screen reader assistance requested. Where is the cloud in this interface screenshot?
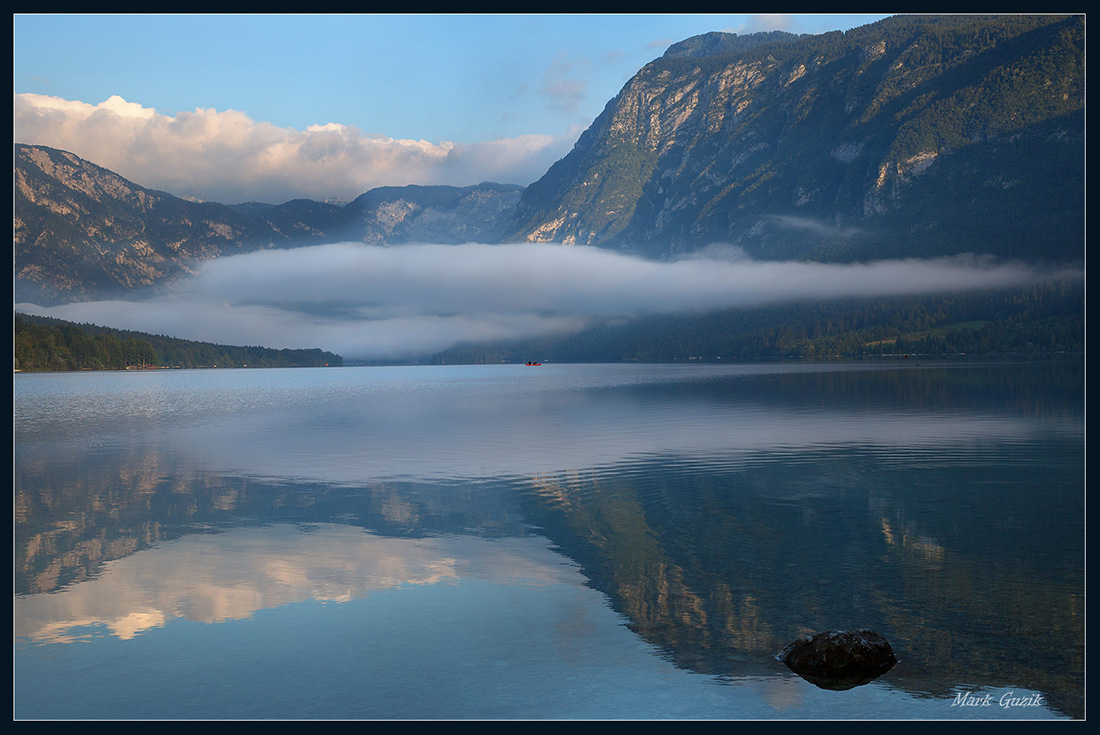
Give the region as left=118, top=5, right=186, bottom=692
left=14, top=93, right=575, bottom=203
left=766, top=214, right=867, bottom=238
left=15, top=241, right=1075, bottom=362
left=539, top=53, right=589, bottom=114
left=739, top=15, right=796, bottom=33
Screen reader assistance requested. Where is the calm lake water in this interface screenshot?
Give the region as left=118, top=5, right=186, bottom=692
left=14, top=360, right=1084, bottom=720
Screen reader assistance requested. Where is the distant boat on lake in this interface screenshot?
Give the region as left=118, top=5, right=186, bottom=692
left=525, top=361, right=542, bottom=366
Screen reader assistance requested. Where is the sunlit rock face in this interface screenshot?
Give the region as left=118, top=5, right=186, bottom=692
left=776, top=629, right=898, bottom=690
left=508, top=15, right=1084, bottom=263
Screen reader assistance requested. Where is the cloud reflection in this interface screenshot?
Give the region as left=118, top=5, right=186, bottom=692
left=14, top=525, right=576, bottom=643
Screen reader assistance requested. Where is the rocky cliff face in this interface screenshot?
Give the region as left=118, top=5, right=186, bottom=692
left=15, top=145, right=524, bottom=304
left=507, top=15, right=1084, bottom=263
left=15, top=145, right=280, bottom=303
left=344, top=184, right=525, bottom=245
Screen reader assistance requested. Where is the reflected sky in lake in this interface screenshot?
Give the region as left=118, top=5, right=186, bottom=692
left=15, top=362, right=1079, bottom=484
left=14, top=361, right=1084, bottom=719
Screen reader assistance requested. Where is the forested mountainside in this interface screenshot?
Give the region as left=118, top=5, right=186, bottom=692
left=433, top=279, right=1084, bottom=364
left=14, top=313, right=342, bottom=372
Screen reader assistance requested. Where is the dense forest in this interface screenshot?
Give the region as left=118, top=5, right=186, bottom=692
left=14, top=313, right=343, bottom=372
left=433, top=279, right=1083, bottom=364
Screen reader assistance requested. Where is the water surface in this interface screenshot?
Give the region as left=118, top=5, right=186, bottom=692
left=14, top=361, right=1084, bottom=719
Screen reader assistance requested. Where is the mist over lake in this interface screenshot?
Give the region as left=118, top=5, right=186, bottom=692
left=15, top=241, right=1074, bottom=363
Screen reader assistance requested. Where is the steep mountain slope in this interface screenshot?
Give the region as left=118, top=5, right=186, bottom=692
left=14, top=145, right=282, bottom=303
left=506, top=15, right=1084, bottom=262
left=344, top=183, right=525, bottom=245
left=15, top=144, right=524, bottom=304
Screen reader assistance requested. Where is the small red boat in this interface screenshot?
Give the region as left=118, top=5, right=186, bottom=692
left=525, top=361, right=542, bottom=366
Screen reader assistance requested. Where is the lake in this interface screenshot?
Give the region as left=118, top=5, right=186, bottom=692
left=14, top=360, right=1084, bottom=720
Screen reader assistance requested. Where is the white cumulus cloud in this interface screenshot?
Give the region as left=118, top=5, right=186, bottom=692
left=14, top=92, right=574, bottom=203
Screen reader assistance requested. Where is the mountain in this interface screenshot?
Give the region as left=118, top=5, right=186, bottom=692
left=343, top=183, right=525, bottom=245
left=507, top=15, right=1084, bottom=262
left=14, top=144, right=524, bottom=304
left=433, top=278, right=1085, bottom=364
left=15, top=145, right=282, bottom=304
left=15, top=15, right=1085, bottom=308
left=662, top=30, right=810, bottom=58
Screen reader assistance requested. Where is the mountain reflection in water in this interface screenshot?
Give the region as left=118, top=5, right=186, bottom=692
left=14, top=361, right=1083, bottom=719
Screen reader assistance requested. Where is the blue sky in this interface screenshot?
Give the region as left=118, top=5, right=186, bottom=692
left=15, top=13, right=889, bottom=202
left=15, top=14, right=888, bottom=140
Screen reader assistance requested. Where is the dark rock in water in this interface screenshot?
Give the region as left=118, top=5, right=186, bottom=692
left=776, top=629, right=898, bottom=691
